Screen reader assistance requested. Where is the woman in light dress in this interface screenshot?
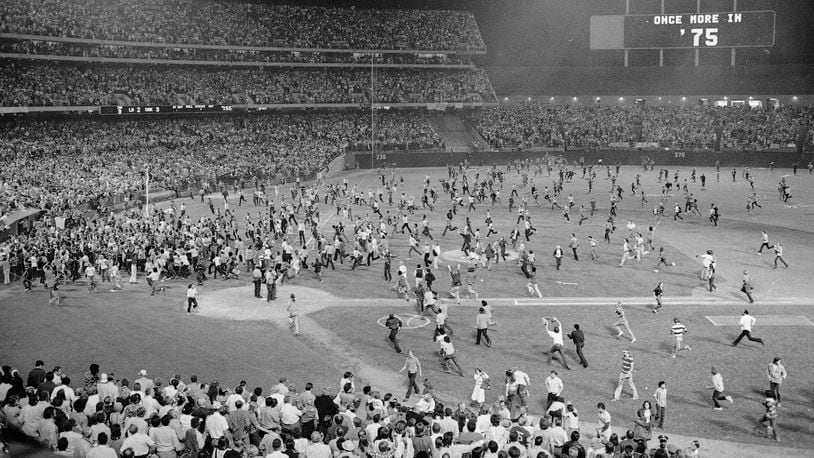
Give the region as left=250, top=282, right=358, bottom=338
left=471, top=368, right=490, bottom=405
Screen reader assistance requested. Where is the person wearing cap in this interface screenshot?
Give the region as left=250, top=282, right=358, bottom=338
left=653, top=435, right=671, bottom=458
left=740, top=270, right=755, bottom=303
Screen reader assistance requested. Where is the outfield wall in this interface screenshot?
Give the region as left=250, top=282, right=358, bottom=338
left=350, top=149, right=814, bottom=169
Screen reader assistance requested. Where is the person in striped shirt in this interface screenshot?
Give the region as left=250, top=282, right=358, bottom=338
left=612, top=350, right=639, bottom=401
left=669, top=318, right=692, bottom=358
left=759, top=396, right=780, bottom=441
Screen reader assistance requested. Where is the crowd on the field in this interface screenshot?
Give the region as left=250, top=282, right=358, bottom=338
left=0, top=40, right=473, bottom=66
left=468, top=104, right=814, bottom=150
left=0, top=0, right=486, bottom=51
left=0, top=62, right=495, bottom=107
left=0, top=358, right=702, bottom=458
left=0, top=112, right=442, bottom=220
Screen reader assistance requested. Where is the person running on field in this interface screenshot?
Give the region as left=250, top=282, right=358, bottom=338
left=732, top=310, right=764, bottom=347
left=707, top=367, right=734, bottom=411
left=669, top=318, right=691, bottom=358
left=772, top=242, right=788, bottom=269
left=440, top=336, right=464, bottom=376
left=740, top=270, right=755, bottom=303
left=757, top=230, right=773, bottom=254
left=613, top=302, right=636, bottom=343
left=652, top=282, right=664, bottom=313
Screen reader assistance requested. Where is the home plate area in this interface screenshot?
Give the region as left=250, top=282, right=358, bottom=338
left=705, top=315, right=814, bottom=326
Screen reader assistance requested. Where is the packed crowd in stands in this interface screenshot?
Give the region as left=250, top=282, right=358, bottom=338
left=0, top=62, right=495, bottom=107
left=0, top=361, right=703, bottom=458
left=0, top=112, right=442, bottom=220
left=0, top=40, right=474, bottom=66
left=0, top=0, right=486, bottom=51
left=468, top=104, right=814, bottom=150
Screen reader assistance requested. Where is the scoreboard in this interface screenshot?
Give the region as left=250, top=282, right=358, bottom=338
left=590, top=11, right=775, bottom=49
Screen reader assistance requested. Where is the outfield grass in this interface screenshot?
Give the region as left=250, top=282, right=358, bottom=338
left=310, top=301, right=814, bottom=447
left=1, top=164, right=813, bottom=450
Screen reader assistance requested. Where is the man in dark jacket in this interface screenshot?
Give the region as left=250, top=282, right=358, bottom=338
left=567, top=324, right=588, bottom=368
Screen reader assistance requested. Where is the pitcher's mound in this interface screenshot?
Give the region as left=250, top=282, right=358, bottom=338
left=195, top=285, right=336, bottom=321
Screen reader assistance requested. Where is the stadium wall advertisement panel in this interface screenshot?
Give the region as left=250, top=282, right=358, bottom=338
left=353, top=149, right=812, bottom=169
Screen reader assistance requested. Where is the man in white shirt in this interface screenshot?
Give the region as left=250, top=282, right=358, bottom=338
left=205, top=405, right=231, bottom=442
left=543, top=318, right=570, bottom=370
left=51, top=377, right=76, bottom=409
left=732, top=310, right=764, bottom=347
left=141, top=388, right=161, bottom=417
left=437, top=408, right=459, bottom=439
left=440, top=336, right=464, bottom=376
left=280, top=396, right=303, bottom=435
left=544, top=371, right=563, bottom=410
left=96, top=374, right=118, bottom=403
left=226, top=386, right=249, bottom=412
left=512, top=368, right=531, bottom=407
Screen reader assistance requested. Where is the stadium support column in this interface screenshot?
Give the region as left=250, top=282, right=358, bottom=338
left=695, top=0, right=701, bottom=67
left=731, top=0, right=737, bottom=66
left=659, top=0, right=664, bottom=67
left=624, top=0, right=630, bottom=67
